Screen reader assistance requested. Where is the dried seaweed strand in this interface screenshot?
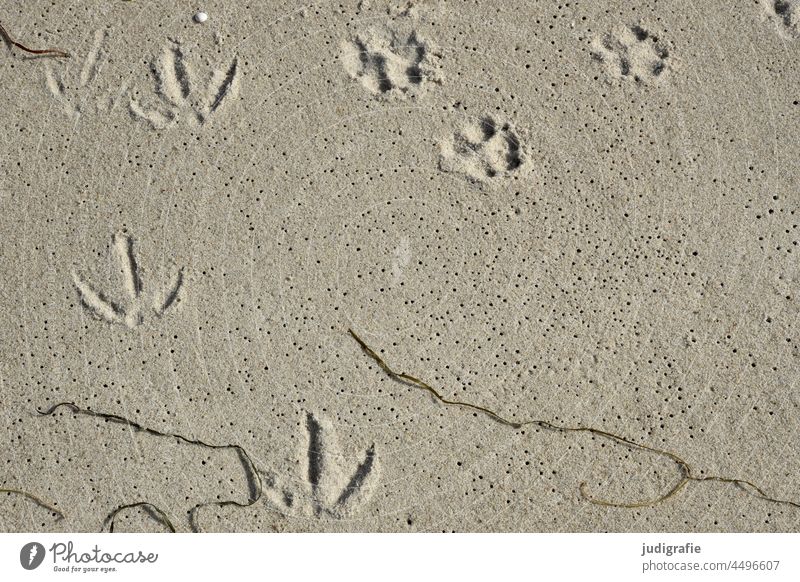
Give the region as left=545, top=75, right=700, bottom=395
left=0, top=487, right=64, bottom=520
left=0, top=20, right=69, bottom=58
left=348, top=329, right=800, bottom=511
left=105, top=502, right=176, bottom=533
left=37, top=402, right=263, bottom=532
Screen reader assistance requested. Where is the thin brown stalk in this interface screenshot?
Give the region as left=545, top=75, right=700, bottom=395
left=348, top=328, right=800, bottom=511
left=38, top=402, right=263, bottom=532
left=0, top=19, right=69, bottom=58
left=0, top=487, right=64, bottom=520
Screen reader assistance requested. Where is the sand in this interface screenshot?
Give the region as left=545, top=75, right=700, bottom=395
left=1, top=0, right=799, bottom=533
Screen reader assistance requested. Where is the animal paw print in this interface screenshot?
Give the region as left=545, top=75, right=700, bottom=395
left=762, top=0, right=800, bottom=38
left=591, top=24, right=670, bottom=84
left=439, top=116, right=524, bottom=184
left=72, top=232, right=183, bottom=328
left=129, top=40, right=239, bottom=129
left=45, top=31, right=116, bottom=119
left=263, top=413, right=378, bottom=518
left=340, top=27, right=441, bottom=98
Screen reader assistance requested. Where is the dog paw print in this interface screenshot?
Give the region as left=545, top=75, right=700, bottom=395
left=263, top=413, right=378, bottom=518
left=591, top=24, right=670, bottom=84
left=340, top=27, right=441, bottom=98
left=45, top=31, right=117, bottom=119
left=129, top=40, right=239, bottom=129
left=72, top=232, right=184, bottom=328
left=762, top=0, right=800, bottom=38
left=439, top=116, right=524, bottom=185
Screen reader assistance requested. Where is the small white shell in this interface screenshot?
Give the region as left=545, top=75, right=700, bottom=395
left=194, top=12, right=208, bottom=24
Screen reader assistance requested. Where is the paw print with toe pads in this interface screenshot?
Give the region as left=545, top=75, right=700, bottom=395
left=341, top=25, right=441, bottom=99
left=439, top=115, right=525, bottom=186
left=591, top=24, right=671, bottom=85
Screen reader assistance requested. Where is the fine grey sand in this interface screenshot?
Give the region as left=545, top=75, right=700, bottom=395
left=1, top=0, right=799, bottom=533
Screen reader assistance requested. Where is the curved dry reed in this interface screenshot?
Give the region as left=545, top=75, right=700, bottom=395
left=348, top=328, right=800, bottom=511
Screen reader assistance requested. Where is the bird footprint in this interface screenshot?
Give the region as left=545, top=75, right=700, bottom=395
left=263, top=412, right=379, bottom=518
left=72, top=232, right=183, bottom=328
left=45, top=30, right=122, bottom=119
left=129, top=40, right=239, bottom=129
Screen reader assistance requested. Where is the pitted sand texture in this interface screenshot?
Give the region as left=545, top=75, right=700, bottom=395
left=1, top=0, right=799, bottom=532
